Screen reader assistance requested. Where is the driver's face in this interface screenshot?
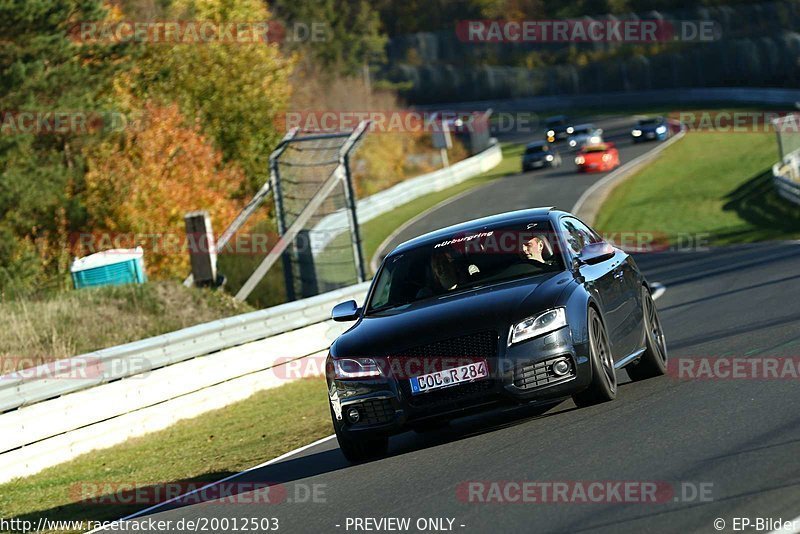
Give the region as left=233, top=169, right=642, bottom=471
left=522, top=237, right=544, bottom=261
left=431, top=253, right=457, bottom=289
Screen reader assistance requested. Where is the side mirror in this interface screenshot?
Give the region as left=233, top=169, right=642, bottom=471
left=332, top=300, right=360, bottom=322
left=577, top=242, right=615, bottom=266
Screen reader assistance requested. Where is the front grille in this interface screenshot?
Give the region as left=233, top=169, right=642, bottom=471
left=513, top=356, right=575, bottom=390
left=406, top=378, right=496, bottom=407
left=389, top=331, right=499, bottom=408
left=353, top=398, right=394, bottom=425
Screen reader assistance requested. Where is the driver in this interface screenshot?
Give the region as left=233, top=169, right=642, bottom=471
left=521, top=235, right=549, bottom=264
left=430, top=249, right=459, bottom=291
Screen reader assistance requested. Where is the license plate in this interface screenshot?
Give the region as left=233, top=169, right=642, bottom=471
left=409, top=360, right=489, bottom=395
left=647, top=132, right=655, bottom=138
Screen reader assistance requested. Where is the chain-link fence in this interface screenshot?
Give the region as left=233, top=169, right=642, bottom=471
left=272, top=130, right=368, bottom=301
left=191, top=122, right=369, bottom=308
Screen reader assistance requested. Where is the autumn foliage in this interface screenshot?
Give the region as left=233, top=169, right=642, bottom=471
left=82, top=103, right=245, bottom=278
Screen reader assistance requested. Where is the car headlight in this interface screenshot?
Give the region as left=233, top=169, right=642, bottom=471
left=632, top=129, right=642, bottom=137
left=331, top=358, right=382, bottom=379
left=509, top=308, right=568, bottom=346
left=569, top=140, right=577, bottom=147
left=656, top=125, right=667, bottom=134
left=575, top=156, right=585, bottom=165
left=566, top=126, right=574, bottom=134
left=547, top=129, right=555, bottom=137
left=545, top=154, right=554, bottom=161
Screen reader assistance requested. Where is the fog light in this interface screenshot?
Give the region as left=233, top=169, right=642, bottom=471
left=552, top=359, right=571, bottom=376
left=347, top=407, right=360, bottom=423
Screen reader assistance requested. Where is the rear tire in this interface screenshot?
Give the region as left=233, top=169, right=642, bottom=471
left=331, top=406, right=389, bottom=463
left=626, top=287, right=668, bottom=381
left=572, top=308, right=617, bottom=407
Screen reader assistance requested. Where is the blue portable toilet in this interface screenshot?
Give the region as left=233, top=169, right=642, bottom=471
left=71, top=247, right=147, bottom=289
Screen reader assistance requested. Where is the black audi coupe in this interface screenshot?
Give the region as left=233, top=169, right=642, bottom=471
left=326, top=208, right=667, bottom=462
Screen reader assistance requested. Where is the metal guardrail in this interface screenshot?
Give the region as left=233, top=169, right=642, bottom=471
left=309, top=139, right=502, bottom=256
left=0, top=282, right=371, bottom=413
left=773, top=161, right=800, bottom=206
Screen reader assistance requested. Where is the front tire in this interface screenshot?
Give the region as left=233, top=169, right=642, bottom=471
left=627, top=287, right=668, bottom=381
left=572, top=308, right=617, bottom=407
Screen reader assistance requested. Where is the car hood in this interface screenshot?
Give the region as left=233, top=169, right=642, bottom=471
left=331, top=271, right=573, bottom=358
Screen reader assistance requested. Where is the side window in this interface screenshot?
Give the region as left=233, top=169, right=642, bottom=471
left=560, top=217, right=601, bottom=256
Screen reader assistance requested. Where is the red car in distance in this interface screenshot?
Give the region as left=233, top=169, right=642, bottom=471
left=574, top=143, right=620, bottom=172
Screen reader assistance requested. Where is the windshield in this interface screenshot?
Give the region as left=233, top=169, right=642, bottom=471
left=572, top=126, right=592, bottom=135
left=367, top=221, right=563, bottom=313
left=638, top=118, right=660, bottom=126
left=583, top=144, right=609, bottom=152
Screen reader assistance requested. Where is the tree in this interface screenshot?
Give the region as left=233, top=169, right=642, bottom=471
left=0, top=0, right=132, bottom=291
left=83, top=103, right=246, bottom=278
left=270, top=0, right=387, bottom=77
left=134, top=0, right=294, bottom=194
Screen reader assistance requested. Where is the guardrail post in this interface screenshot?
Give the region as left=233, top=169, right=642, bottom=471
left=184, top=211, right=218, bottom=287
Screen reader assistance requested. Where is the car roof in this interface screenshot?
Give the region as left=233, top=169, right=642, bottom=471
left=525, top=140, right=547, bottom=148
left=572, top=123, right=594, bottom=130
left=545, top=115, right=567, bottom=122
left=392, top=207, right=557, bottom=254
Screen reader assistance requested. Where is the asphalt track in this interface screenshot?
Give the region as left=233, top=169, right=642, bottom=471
left=377, top=115, right=663, bottom=260
left=90, top=118, right=800, bottom=533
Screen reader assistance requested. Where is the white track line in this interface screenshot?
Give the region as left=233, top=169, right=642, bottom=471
left=87, top=434, right=336, bottom=531
left=651, top=282, right=666, bottom=301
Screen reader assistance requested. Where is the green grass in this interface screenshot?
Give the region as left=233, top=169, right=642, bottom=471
left=361, top=142, right=526, bottom=269
left=0, top=378, right=331, bottom=533
left=0, top=282, right=254, bottom=371
left=595, top=132, right=800, bottom=245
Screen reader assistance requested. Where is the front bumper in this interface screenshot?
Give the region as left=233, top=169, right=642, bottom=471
left=328, top=327, right=592, bottom=438
left=522, top=159, right=552, bottom=171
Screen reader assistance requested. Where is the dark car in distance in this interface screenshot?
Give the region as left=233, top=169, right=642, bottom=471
left=544, top=115, right=573, bottom=142
left=631, top=116, right=670, bottom=142
left=521, top=141, right=562, bottom=171
left=326, top=208, right=668, bottom=462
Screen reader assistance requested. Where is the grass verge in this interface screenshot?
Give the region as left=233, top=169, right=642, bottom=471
left=361, top=142, right=526, bottom=267
left=0, top=282, right=254, bottom=371
left=595, top=132, right=800, bottom=245
left=0, top=377, right=331, bottom=533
